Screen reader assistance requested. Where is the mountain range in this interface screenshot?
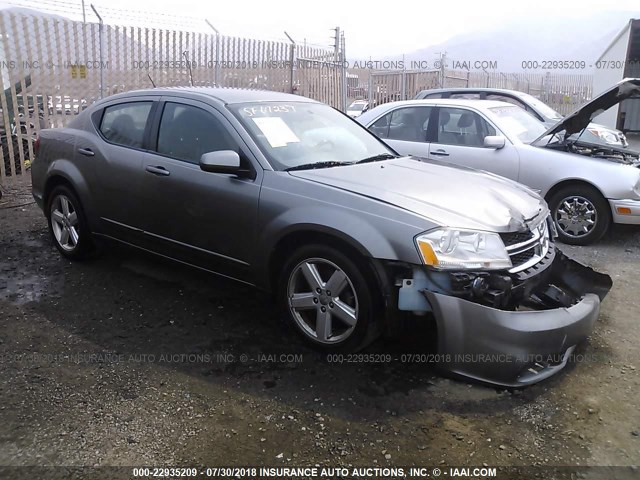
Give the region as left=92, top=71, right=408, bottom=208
left=371, top=10, right=638, bottom=72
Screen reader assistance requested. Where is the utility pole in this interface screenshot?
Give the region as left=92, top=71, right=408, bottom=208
left=90, top=4, right=104, bottom=98
left=332, top=27, right=340, bottom=63
left=436, top=51, right=446, bottom=88
left=340, top=30, right=347, bottom=110
left=284, top=31, right=296, bottom=94
left=205, top=20, right=220, bottom=86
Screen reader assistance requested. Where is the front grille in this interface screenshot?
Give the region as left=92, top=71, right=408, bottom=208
left=500, top=230, right=534, bottom=247
left=509, top=249, right=536, bottom=266
left=500, top=217, right=551, bottom=273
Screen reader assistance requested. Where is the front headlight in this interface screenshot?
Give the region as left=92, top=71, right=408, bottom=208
left=415, top=228, right=512, bottom=270
left=587, top=127, right=622, bottom=146
left=633, top=175, right=640, bottom=198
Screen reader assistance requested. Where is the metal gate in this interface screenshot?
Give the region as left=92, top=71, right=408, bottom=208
left=366, top=69, right=594, bottom=114
left=0, top=9, right=346, bottom=181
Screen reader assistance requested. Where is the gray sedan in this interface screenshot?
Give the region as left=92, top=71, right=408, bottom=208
left=358, top=79, right=640, bottom=245
left=31, top=87, right=611, bottom=386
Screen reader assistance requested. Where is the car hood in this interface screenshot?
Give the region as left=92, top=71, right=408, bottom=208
left=289, top=157, right=547, bottom=232
left=535, top=78, right=640, bottom=141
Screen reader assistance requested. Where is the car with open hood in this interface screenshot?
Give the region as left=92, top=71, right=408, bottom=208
left=31, top=87, right=611, bottom=386
left=358, top=78, right=640, bottom=245
left=414, top=86, right=629, bottom=148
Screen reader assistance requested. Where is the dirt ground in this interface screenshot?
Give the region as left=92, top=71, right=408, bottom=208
left=0, top=173, right=638, bottom=479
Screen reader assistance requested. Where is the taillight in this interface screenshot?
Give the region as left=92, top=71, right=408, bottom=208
left=34, top=135, right=40, bottom=155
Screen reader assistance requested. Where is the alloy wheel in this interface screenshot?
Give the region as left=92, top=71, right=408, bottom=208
left=286, top=257, right=359, bottom=344
left=50, top=194, right=80, bottom=252
left=554, top=195, right=598, bottom=239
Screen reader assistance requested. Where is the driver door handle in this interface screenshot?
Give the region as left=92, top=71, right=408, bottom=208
left=431, top=149, right=449, bottom=157
left=145, top=165, right=170, bottom=176
left=77, top=148, right=95, bottom=157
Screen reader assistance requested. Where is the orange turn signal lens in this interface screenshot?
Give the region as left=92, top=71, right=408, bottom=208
left=616, top=207, right=632, bottom=215
left=417, top=241, right=439, bottom=266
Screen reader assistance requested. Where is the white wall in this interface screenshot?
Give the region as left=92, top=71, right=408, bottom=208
left=592, top=24, right=631, bottom=128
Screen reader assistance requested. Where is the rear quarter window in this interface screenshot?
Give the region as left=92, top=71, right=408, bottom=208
left=99, top=102, right=153, bottom=148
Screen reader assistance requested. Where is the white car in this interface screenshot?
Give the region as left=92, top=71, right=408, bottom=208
left=357, top=79, right=640, bottom=245
left=346, top=100, right=370, bottom=118
left=414, top=87, right=628, bottom=149
left=48, top=96, right=86, bottom=115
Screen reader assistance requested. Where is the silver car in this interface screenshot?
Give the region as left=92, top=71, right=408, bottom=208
left=358, top=79, right=640, bottom=245
left=346, top=100, right=370, bottom=118
left=31, top=87, right=611, bottom=386
left=414, top=87, right=629, bottom=148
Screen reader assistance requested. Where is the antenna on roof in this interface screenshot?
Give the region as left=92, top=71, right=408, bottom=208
left=147, top=73, right=156, bottom=88
left=182, top=51, right=194, bottom=87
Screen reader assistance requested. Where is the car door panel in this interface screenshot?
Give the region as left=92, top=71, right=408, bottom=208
left=89, top=98, right=157, bottom=242
left=370, top=106, right=434, bottom=158
left=427, top=106, right=520, bottom=181
left=140, top=98, right=262, bottom=282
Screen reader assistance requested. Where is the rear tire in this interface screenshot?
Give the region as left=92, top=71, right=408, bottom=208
left=278, top=244, right=382, bottom=352
left=47, top=185, right=94, bottom=260
left=548, top=184, right=610, bottom=245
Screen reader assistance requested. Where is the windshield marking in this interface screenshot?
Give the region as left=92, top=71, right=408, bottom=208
left=252, top=117, right=301, bottom=148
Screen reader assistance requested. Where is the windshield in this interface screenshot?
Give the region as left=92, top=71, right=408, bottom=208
left=516, top=92, right=563, bottom=121
left=231, top=102, right=392, bottom=171
left=489, top=105, right=548, bottom=144
left=347, top=102, right=366, bottom=111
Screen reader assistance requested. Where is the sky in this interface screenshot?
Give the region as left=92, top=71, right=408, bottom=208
left=0, top=0, right=637, bottom=57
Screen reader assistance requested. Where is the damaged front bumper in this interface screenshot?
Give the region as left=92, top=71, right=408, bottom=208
left=398, top=248, right=612, bottom=387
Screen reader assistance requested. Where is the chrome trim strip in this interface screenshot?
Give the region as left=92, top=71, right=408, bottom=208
left=507, top=217, right=550, bottom=273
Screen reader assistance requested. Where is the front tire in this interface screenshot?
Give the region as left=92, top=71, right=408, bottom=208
left=548, top=184, right=611, bottom=245
left=47, top=185, right=93, bottom=259
left=278, top=244, right=381, bottom=352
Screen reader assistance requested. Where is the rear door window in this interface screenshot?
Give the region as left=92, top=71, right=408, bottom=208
left=100, top=102, right=153, bottom=148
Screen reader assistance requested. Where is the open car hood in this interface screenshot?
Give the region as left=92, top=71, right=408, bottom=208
left=534, top=78, right=640, bottom=142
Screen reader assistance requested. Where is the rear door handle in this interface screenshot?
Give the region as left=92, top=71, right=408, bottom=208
left=145, top=165, right=170, bottom=176
left=431, top=149, right=449, bottom=157
left=77, top=148, right=95, bottom=157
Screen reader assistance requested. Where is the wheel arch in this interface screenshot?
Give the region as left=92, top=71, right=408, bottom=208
left=266, top=227, right=375, bottom=292
left=544, top=178, right=612, bottom=244
left=543, top=179, right=608, bottom=205
left=42, top=161, right=98, bottom=231
left=268, top=227, right=394, bottom=346
left=43, top=174, right=77, bottom=207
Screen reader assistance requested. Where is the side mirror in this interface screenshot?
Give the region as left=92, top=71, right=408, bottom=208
left=484, top=135, right=506, bottom=149
left=199, top=150, right=243, bottom=175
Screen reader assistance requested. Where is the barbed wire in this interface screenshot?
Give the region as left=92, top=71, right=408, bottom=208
left=1, top=0, right=340, bottom=48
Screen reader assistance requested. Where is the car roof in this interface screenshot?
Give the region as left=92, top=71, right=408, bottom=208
left=418, top=87, right=529, bottom=95
left=356, top=98, right=517, bottom=126
left=374, top=98, right=514, bottom=110
left=97, top=87, right=319, bottom=106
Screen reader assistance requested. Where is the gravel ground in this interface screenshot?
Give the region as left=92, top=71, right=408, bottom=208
left=0, top=174, right=639, bottom=479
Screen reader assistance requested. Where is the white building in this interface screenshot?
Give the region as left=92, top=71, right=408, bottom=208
left=593, top=19, right=640, bottom=132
